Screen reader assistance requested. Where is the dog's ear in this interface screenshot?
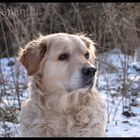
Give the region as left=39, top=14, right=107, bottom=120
left=19, top=38, right=47, bottom=76
left=79, top=35, right=96, bottom=60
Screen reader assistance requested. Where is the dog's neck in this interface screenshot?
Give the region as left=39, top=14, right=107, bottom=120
left=29, top=74, right=65, bottom=99
left=28, top=75, right=66, bottom=114
left=27, top=75, right=50, bottom=113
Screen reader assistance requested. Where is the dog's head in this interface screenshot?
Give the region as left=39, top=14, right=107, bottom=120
left=19, top=33, right=97, bottom=93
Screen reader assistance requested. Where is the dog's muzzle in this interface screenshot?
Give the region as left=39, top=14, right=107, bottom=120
left=81, top=66, right=97, bottom=88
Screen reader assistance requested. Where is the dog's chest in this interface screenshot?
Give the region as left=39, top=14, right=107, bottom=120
left=46, top=114, right=67, bottom=137
left=46, top=114, right=89, bottom=137
left=46, top=107, right=104, bottom=137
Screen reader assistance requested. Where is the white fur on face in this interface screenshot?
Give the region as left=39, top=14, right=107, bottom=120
left=66, top=70, right=82, bottom=92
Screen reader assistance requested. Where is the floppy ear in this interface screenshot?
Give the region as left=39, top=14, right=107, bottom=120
left=19, top=38, right=47, bottom=76
left=79, top=35, right=96, bottom=60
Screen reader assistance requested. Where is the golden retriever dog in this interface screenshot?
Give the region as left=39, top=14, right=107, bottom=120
left=18, top=33, right=106, bottom=137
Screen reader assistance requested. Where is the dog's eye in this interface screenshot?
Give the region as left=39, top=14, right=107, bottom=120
left=58, top=53, right=70, bottom=61
left=85, top=52, right=90, bottom=59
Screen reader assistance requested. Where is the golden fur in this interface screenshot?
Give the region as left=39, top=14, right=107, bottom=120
left=18, top=33, right=106, bottom=137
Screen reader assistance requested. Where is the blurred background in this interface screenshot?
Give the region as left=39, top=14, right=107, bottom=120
left=0, top=3, right=140, bottom=137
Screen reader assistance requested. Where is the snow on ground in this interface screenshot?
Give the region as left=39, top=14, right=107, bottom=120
left=98, top=48, right=140, bottom=137
left=0, top=48, right=140, bottom=137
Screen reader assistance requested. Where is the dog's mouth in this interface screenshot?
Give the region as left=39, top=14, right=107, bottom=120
left=81, top=77, right=94, bottom=89
left=66, top=77, right=95, bottom=93
left=66, top=68, right=97, bottom=93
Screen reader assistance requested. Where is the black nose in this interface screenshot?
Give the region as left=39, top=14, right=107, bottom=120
left=81, top=66, right=97, bottom=77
